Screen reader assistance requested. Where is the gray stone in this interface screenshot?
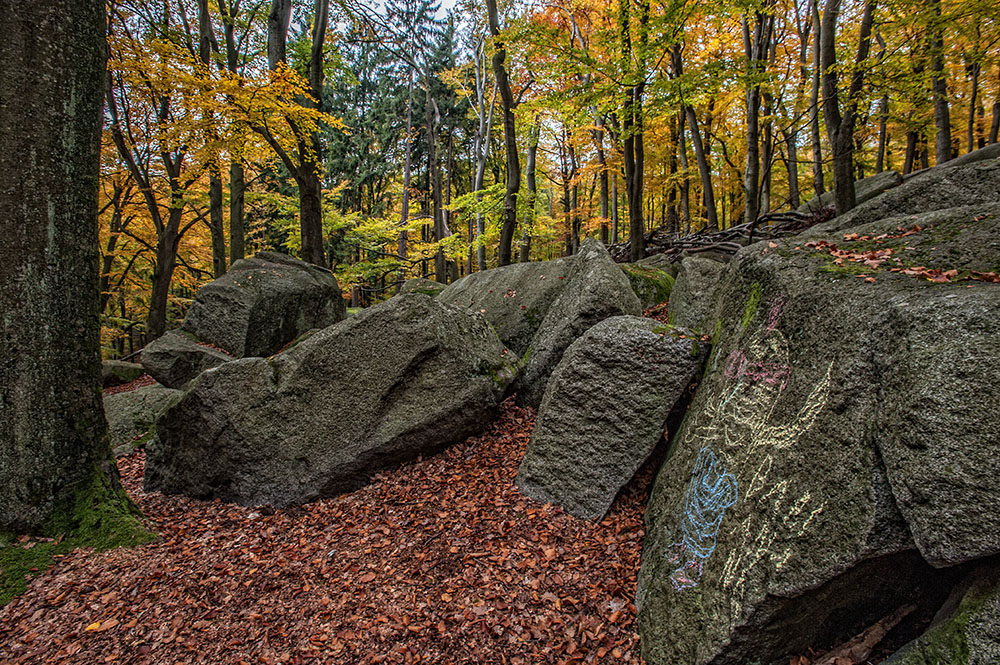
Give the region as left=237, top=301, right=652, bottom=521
left=637, top=207, right=1000, bottom=665
left=145, top=294, right=520, bottom=507
left=515, top=239, right=641, bottom=407
left=938, top=142, right=1000, bottom=169
left=808, top=160, right=1000, bottom=234
left=517, top=316, right=704, bottom=520
left=797, top=170, right=903, bottom=214
left=140, top=329, right=233, bottom=389
left=101, top=359, right=144, bottom=387
left=885, top=558, right=1000, bottom=665
left=637, top=253, right=679, bottom=276
left=399, top=277, right=447, bottom=297
left=103, top=384, right=182, bottom=455
left=620, top=263, right=675, bottom=309
left=181, top=251, right=346, bottom=357
left=666, top=255, right=729, bottom=331
left=437, top=257, right=575, bottom=357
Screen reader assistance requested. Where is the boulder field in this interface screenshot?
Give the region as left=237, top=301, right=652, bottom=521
left=130, top=154, right=1000, bottom=663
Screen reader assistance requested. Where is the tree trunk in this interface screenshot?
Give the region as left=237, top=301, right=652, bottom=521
left=991, top=63, right=1000, bottom=143
left=521, top=115, right=540, bottom=262
left=298, top=170, right=326, bottom=267
left=398, top=70, right=414, bottom=289
left=267, top=0, right=292, bottom=71
left=230, top=160, right=245, bottom=262
left=486, top=0, right=519, bottom=266
left=677, top=111, right=692, bottom=227
left=821, top=0, right=876, bottom=214
left=208, top=169, right=227, bottom=277
left=611, top=173, right=619, bottom=243
left=810, top=1, right=825, bottom=196
left=1, top=0, right=140, bottom=535
left=219, top=0, right=245, bottom=263
left=967, top=61, right=981, bottom=154
left=929, top=0, right=952, bottom=164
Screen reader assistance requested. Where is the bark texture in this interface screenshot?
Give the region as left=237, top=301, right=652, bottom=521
left=0, top=0, right=132, bottom=533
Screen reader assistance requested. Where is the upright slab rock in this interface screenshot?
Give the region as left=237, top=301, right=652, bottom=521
left=666, top=255, right=729, bottom=331
left=515, top=239, right=641, bottom=407
left=437, top=257, right=575, bottom=356
left=517, top=317, right=704, bottom=520
left=145, top=295, right=520, bottom=507
left=637, top=207, right=1000, bottom=665
left=181, top=251, right=346, bottom=357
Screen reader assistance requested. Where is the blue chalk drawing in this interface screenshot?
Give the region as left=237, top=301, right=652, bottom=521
left=666, top=447, right=738, bottom=591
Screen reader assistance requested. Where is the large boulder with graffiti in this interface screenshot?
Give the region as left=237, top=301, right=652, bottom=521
left=637, top=204, right=1000, bottom=665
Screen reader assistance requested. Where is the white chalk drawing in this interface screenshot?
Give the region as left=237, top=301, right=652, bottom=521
left=666, top=298, right=833, bottom=599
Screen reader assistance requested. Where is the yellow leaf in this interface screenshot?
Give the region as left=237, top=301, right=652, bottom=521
left=85, top=621, right=101, bottom=632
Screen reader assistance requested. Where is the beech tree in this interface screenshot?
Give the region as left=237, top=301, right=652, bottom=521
left=0, top=0, right=144, bottom=539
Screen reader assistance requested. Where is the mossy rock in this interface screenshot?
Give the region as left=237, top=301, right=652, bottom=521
left=638, top=206, right=1000, bottom=665
left=101, top=360, right=144, bottom=388
left=621, top=263, right=675, bottom=309
left=884, top=558, right=1000, bottom=665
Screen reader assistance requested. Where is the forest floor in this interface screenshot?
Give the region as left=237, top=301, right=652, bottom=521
left=0, top=398, right=648, bottom=665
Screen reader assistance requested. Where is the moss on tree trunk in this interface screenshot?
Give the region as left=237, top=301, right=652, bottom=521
left=0, top=0, right=149, bottom=557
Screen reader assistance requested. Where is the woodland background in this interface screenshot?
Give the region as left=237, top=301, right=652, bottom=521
left=100, top=0, right=999, bottom=353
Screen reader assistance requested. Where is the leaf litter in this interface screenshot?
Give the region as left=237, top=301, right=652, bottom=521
left=0, top=398, right=647, bottom=665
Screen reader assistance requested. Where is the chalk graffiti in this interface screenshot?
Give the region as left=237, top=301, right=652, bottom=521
left=665, top=447, right=738, bottom=590
left=666, top=296, right=833, bottom=599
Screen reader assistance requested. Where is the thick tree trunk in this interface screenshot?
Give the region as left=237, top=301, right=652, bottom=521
left=1, top=0, right=139, bottom=535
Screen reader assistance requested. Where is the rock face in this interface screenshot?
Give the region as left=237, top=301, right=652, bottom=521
left=637, top=207, right=1000, bottom=665
left=665, top=255, right=729, bottom=331
left=515, top=239, right=642, bottom=407
left=933, top=141, right=1000, bottom=169
left=436, top=257, right=575, bottom=356
left=516, top=317, right=704, bottom=520
left=140, top=329, right=233, bottom=389
left=181, top=251, right=346, bottom=357
left=399, top=277, right=447, bottom=297
left=620, top=263, right=674, bottom=309
left=797, top=169, right=903, bottom=214
left=145, top=294, right=520, bottom=507
left=103, top=384, right=182, bottom=455
left=809, top=160, right=1000, bottom=234
left=101, top=360, right=145, bottom=387
left=885, top=559, right=1000, bottom=665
